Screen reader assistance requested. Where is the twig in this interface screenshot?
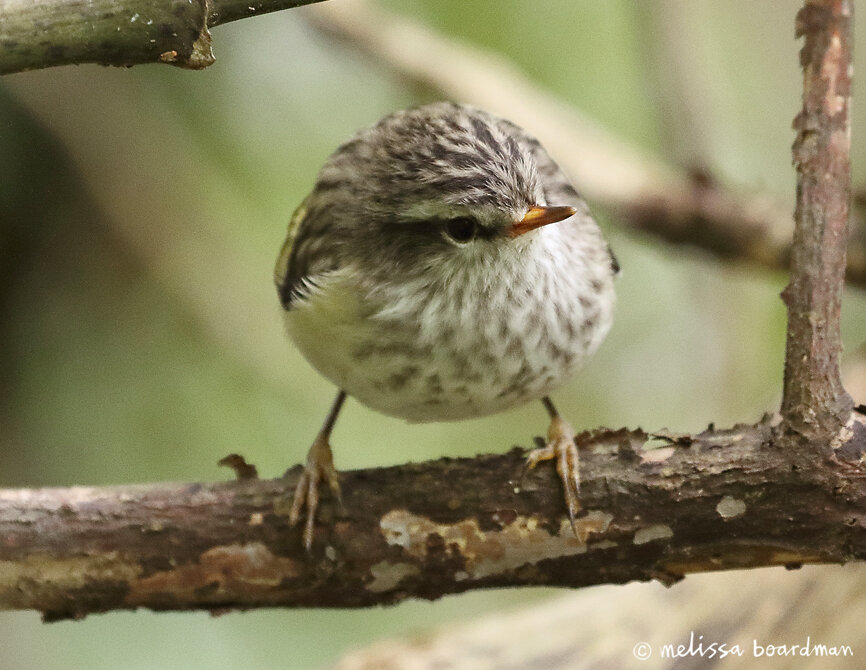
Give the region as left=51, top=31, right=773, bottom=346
left=781, top=0, right=854, bottom=438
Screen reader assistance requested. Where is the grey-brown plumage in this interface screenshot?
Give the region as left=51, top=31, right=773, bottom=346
left=275, top=102, right=617, bottom=549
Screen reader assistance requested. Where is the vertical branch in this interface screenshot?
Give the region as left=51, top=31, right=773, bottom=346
left=782, top=0, right=854, bottom=438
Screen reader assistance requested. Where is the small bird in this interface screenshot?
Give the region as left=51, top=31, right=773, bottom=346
left=275, top=102, right=617, bottom=550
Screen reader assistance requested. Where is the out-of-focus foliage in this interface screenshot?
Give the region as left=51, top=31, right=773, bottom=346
left=0, top=1, right=864, bottom=668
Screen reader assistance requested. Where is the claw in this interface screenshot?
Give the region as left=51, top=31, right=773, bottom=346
left=524, top=414, right=582, bottom=537
left=289, top=435, right=341, bottom=552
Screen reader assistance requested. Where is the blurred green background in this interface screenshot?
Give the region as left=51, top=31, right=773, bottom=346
left=1, top=1, right=865, bottom=668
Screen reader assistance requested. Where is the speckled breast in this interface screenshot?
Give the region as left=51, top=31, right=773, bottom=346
left=286, top=231, right=615, bottom=424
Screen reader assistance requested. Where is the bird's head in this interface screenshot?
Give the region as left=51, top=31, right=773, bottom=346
left=305, top=103, right=576, bottom=273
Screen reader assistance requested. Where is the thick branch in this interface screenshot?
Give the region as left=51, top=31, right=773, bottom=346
left=782, top=0, right=854, bottom=437
left=0, top=0, right=325, bottom=74
left=306, top=1, right=866, bottom=289
left=1, top=415, right=865, bottom=620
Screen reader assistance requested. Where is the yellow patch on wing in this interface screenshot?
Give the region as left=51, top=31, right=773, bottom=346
left=274, top=194, right=311, bottom=288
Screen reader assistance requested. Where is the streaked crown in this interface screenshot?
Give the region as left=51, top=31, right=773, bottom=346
left=312, top=102, right=545, bottom=226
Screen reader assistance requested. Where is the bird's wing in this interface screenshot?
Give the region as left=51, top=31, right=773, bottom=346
left=275, top=193, right=312, bottom=309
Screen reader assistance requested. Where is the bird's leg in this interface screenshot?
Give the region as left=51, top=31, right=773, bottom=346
left=288, top=390, right=346, bottom=551
left=523, top=396, right=581, bottom=535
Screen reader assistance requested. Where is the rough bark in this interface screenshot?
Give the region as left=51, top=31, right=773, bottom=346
left=782, top=0, right=855, bottom=438
left=1, top=417, right=865, bottom=621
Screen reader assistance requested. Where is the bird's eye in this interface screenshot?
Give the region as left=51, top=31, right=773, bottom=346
left=443, top=217, right=478, bottom=244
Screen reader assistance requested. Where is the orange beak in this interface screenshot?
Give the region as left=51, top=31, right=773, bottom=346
left=510, top=205, right=576, bottom=237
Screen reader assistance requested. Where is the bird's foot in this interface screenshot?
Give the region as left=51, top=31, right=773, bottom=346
left=288, top=435, right=342, bottom=551
left=523, top=415, right=581, bottom=535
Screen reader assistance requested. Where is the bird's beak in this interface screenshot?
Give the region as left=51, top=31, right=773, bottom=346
left=510, top=205, right=576, bottom=237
